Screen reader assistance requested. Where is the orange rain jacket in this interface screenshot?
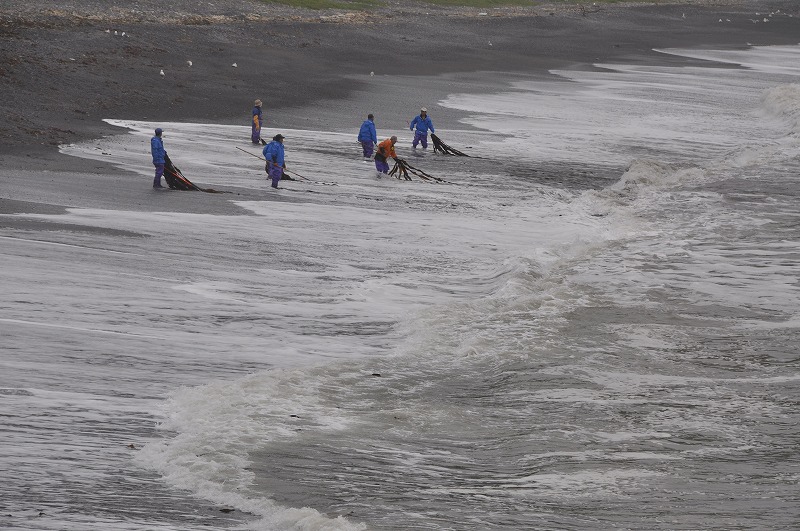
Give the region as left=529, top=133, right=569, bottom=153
left=376, top=138, right=397, bottom=160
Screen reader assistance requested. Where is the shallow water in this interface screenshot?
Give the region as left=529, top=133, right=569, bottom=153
left=2, top=44, right=800, bottom=530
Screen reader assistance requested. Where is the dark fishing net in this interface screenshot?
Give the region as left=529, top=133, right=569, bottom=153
left=431, top=133, right=470, bottom=157
left=163, top=155, right=226, bottom=193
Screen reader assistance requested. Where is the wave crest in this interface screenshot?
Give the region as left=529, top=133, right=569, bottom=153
left=762, top=83, right=800, bottom=134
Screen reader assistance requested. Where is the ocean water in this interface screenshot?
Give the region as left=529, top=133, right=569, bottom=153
left=2, top=44, right=800, bottom=530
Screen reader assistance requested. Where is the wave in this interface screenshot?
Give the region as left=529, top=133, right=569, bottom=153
left=612, top=159, right=705, bottom=190
left=135, top=367, right=368, bottom=530
left=762, top=83, right=800, bottom=134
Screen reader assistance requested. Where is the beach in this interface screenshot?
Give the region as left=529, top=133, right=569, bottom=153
left=2, top=0, right=799, bottom=153
left=2, top=1, right=800, bottom=529
left=2, top=0, right=798, bottom=211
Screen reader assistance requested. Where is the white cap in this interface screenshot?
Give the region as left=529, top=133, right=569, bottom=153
left=420, top=107, right=427, bottom=112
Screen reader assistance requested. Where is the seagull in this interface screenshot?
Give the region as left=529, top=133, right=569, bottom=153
left=232, top=63, right=237, bottom=67
left=187, top=60, right=193, bottom=67
left=121, top=32, right=126, bottom=37
left=370, top=71, right=374, bottom=76
left=160, top=69, right=165, bottom=77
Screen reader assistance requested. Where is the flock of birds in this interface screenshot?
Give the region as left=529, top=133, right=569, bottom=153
left=157, top=61, right=236, bottom=78
left=746, top=9, right=792, bottom=23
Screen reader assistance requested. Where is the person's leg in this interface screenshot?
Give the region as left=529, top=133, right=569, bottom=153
left=362, top=141, right=374, bottom=159
left=376, top=160, right=389, bottom=177
left=153, top=163, right=165, bottom=188
left=269, top=163, right=282, bottom=188
left=412, top=131, right=420, bottom=148
left=420, top=134, right=428, bottom=149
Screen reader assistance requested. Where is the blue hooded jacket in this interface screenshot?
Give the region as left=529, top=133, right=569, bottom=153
left=410, top=114, right=434, bottom=135
left=358, top=119, right=377, bottom=143
left=262, top=140, right=285, bottom=166
left=151, top=136, right=165, bottom=164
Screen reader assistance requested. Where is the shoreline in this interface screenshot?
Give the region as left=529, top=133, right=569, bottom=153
left=1, top=1, right=799, bottom=169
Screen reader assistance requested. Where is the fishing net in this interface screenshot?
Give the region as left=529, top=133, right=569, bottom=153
left=431, top=133, right=470, bottom=157
left=389, top=158, right=452, bottom=184
left=163, top=155, right=226, bottom=193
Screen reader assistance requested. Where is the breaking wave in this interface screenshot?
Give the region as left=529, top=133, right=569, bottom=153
left=762, top=83, right=800, bottom=134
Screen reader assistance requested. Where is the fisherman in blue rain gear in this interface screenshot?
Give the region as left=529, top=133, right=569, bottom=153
left=357, top=113, right=377, bottom=160
left=150, top=127, right=166, bottom=188
left=262, top=134, right=286, bottom=188
left=409, top=107, right=434, bottom=149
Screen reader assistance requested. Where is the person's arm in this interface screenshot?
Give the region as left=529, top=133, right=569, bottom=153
left=410, top=116, right=418, bottom=131
left=371, top=123, right=377, bottom=143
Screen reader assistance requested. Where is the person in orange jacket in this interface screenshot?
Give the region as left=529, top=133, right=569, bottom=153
left=374, top=136, right=398, bottom=178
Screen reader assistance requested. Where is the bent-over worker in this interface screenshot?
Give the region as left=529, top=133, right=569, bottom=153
left=374, top=136, right=398, bottom=178
left=262, top=134, right=286, bottom=189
